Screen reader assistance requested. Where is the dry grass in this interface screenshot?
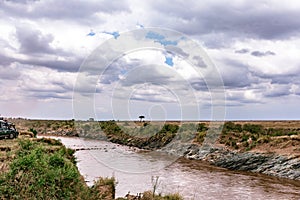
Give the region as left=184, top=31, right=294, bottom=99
left=232, top=120, right=300, bottom=129
left=8, top=119, right=300, bottom=157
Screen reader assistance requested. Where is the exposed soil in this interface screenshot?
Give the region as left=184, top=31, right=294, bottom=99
left=8, top=119, right=300, bottom=157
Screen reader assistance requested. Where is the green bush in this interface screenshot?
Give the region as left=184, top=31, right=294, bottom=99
left=0, top=139, right=103, bottom=200
left=222, top=122, right=242, bottom=133
left=195, top=131, right=207, bottom=144
left=243, top=124, right=263, bottom=134
left=197, top=123, right=208, bottom=132
left=141, top=191, right=183, bottom=200
left=29, top=128, right=38, bottom=138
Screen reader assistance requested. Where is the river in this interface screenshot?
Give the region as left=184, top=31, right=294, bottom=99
left=46, top=136, right=300, bottom=199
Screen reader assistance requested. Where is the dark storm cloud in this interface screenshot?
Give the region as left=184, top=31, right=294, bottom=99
left=18, top=57, right=83, bottom=72
left=0, top=53, right=13, bottom=66
left=165, top=46, right=189, bottom=58
left=190, top=79, right=209, bottom=91
left=0, top=50, right=82, bottom=72
left=251, top=70, right=300, bottom=85
left=220, top=59, right=256, bottom=88
left=0, top=65, right=21, bottom=80
left=149, top=1, right=300, bottom=40
left=251, top=50, right=275, bottom=57
left=28, top=92, right=72, bottom=100
left=226, top=91, right=262, bottom=104
left=16, top=24, right=62, bottom=55
left=98, top=57, right=142, bottom=84
left=270, top=75, right=300, bottom=85
left=0, top=0, right=130, bottom=24
left=235, top=49, right=250, bottom=54
left=0, top=25, right=83, bottom=72
left=0, top=53, right=83, bottom=72
left=0, top=49, right=82, bottom=73
left=234, top=49, right=276, bottom=57
left=264, top=84, right=291, bottom=98
left=189, top=59, right=256, bottom=92
left=192, top=56, right=207, bottom=68
left=120, top=65, right=172, bottom=87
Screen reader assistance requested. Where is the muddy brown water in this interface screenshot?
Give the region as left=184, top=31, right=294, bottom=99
left=44, top=136, right=300, bottom=199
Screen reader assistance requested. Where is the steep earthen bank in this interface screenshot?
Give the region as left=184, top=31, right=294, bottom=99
left=11, top=119, right=300, bottom=181
left=160, top=142, right=300, bottom=180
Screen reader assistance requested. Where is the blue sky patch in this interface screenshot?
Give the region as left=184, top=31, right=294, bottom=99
left=87, top=31, right=96, bottom=36
left=165, top=56, right=174, bottom=67
left=145, top=31, right=178, bottom=46
left=158, top=39, right=178, bottom=46
left=103, top=31, right=120, bottom=39
left=146, top=31, right=165, bottom=40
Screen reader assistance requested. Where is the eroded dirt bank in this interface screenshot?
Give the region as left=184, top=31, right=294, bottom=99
left=11, top=119, right=300, bottom=180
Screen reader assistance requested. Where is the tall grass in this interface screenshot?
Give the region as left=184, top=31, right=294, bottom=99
left=0, top=139, right=115, bottom=200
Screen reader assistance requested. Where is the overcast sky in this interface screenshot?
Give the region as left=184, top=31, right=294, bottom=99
left=1, top=0, right=300, bottom=120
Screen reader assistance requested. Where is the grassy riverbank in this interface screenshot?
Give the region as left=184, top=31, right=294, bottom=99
left=0, top=136, right=183, bottom=200
left=0, top=137, right=116, bottom=199
left=11, top=119, right=300, bottom=156
left=2, top=119, right=300, bottom=188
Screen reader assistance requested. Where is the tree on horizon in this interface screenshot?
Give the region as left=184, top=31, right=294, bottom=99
left=138, top=115, right=145, bottom=122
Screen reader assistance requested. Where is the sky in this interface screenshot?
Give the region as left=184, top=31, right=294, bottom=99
left=0, top=0, right=300, bottom=120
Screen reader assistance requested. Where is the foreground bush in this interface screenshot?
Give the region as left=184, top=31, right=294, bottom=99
left=0, top=139, right=115, bottom=200
left=136, top=191, right=183, bottom=200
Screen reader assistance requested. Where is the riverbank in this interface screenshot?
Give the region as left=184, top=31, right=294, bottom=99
left=0, top=136, right=116, bottom=199
left=0, top=136, right=183, bottom=200
left=10, top=119, right=300, bottom=181
left=161, top=143, right=300, bottom=180
left=46, top=136, right=300, bottom=199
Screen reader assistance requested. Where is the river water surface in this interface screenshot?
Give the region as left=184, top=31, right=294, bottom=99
left=47, top=136, right=300, bottom=199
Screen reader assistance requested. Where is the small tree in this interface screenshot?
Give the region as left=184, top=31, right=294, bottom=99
left=138, top=115, right=145, bottom=122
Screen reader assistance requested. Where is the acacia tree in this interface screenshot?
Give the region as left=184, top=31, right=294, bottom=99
left=138, top=115, right=145, bottom=122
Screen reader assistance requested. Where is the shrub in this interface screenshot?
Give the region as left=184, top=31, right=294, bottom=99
left=141, top=191, right=183, bottom=200
left=91, top=177, right=116, bottom=200
left=0, top=139, right=95, bottom=199
left=195, top=131, right=207, bottom=144
left=241, top=135, right=249, bottom=142
left=257, top=135, right=271, bottom=144
left=222, top=122, right=242, bottom=133
left=197, top=123, right=208, bottom=132
left=243, top=124, right=263, bottom=134
left=28, top=128, right=38, bottom=138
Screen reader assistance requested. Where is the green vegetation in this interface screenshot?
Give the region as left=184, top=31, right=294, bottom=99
left=99, top=121, right=179, bottom=149
left=29, top=128, right=38, bottom=138
left=11, top=118, right=300, bottom=154
left=139, top=191, right=183, bottom=200
left=116, top=176, right=183, bottom=200
left=0, top=138, right=115, bottom=200
left=220, top=122, right=300, bottom=151
left=0, top=137, right=183, bottom=199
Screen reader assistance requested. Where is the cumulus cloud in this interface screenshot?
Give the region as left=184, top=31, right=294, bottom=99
left=235, top=49, right=250, bottom=54
left=149, top=1, right=300, bottom=40
left=251, top=50, right=276, bottom=57
left=16, top=24, right=57, bottom=55
left=235, top=49, right=276, bottom=57
left=0, top=0, right=300, bottom=119
left=102, top=31, right=120, bottom=39
left=0, top=24, right=83, bottom=72
left=0, top=0, right=130, bottom=24
left=0, top=64, right=21, bottom=80
left=264, top=84, right=291, bottom=97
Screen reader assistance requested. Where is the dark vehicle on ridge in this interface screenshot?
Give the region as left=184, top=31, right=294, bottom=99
left=0, top=119, right=19, bottom=139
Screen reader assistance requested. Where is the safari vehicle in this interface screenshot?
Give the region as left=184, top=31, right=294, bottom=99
left=0, top=119, right=19, bottom=139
